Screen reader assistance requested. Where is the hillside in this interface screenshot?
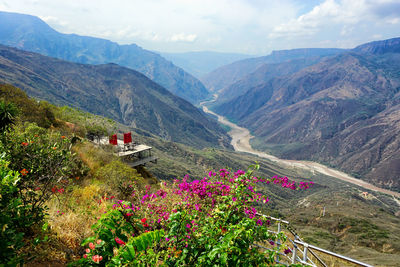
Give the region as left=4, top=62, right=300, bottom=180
left=1, top=83, right=399, bottom=266
left=214, top=57, right=327, bottom=106
left=160, top=51, right=250, bottom=78
left=0, top=45, right=230, bottom=148
left=201, top=48, right=345, bottom=92
left=353, top=37, right=400, bottom=54
left=214, top=39, right=400, bottom=191
left=0, top=11, right=209, bottom=104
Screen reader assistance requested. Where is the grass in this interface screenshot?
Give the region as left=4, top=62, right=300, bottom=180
left=3, top=84, right=400, bottom=266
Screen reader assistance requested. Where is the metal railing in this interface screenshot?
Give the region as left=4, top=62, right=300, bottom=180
left=255, top=213, right=374, bottom=267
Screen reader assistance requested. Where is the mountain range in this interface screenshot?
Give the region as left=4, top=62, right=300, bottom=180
left=0, top=11, right=209, bottom=104
left=0, top=44, right=230, bottom=148
left=201, top=48, right=346, bottom=92
left=160, top=51, right=251, bottom=79
left=1, top=9, right=400, bottom=192
left=212, top=38, right=400, bottom=191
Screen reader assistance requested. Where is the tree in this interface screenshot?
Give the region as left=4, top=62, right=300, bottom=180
left=0, top=101, right=18, bottom=134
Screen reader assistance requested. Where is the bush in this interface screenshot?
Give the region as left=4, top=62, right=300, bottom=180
left=0, top=84, right=58, bottom=128
left=0, top=100, right=18, bottom=134
left=96, top=160, right=145, bottom=199
left=1, top=122, right=87, bottom=226
left=0, top=157, right=37, bottom=265
left=73, top=165, right=313, bottom=266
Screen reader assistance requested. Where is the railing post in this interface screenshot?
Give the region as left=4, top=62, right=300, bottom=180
left=276, top=220, right=281, bottom=262
left=303, top=243, right=309, bottom=263
left=292, top=243, right=297, bottom=264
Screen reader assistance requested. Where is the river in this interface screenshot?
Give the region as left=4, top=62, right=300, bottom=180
left=201, top=98, right=400, bottom=199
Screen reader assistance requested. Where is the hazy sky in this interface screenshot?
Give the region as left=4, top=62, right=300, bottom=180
left=1, top=0, right=400, bottom=55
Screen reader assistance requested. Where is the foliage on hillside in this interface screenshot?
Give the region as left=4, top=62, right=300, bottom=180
left=71, top=166, right=313, bottom=266
left=0, top=84, right=148, bottom=265
left=0, top=46, right=230, bottom=149
left=1, top=84, right=399, bottom=266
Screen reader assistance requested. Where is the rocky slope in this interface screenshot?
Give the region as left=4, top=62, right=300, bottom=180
left=0, top=11, right=209, bottom=104
left=201, top=48, right=345, bottom=92
left=0, top=45, right=230, bottom=148
left=160, top=51, right=250, bottom=79
left=214, top=38, right=400, bottom=191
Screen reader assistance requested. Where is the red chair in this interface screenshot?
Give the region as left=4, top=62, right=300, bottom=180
left=123, top=132, right=134, bottom=151
left=123, top=132, right=132, bottom=144
left=109, top=134, right=117, bottom=145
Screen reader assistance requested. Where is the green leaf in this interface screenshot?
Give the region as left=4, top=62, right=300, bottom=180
left=81, top=236, right=96, bottom=246
left=208, top=248, right=220, bottom=260
left=127, top=244, right=136, bottom=259
left=42, top=222, right=49, bottom=231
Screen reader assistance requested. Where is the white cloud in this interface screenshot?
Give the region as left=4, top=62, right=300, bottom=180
left=1, top=0, right=400, bottom=53
left=269, top=0, right=369, bottom=39
left=169, top=33, right=197, bottom=42
left=39, top=15, right=68, bottom=27
left=268, top=0, right=400, bottom=42
left=386, top=17, right=400, bottom=24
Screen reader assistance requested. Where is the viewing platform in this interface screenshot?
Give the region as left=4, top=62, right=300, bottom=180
left=94, top=132, right=158, bottom=167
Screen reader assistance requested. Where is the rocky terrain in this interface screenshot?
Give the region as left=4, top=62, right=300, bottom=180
left=213, top=38, right=400, bottom=191
left=201, top=48, right=345, bottom=92
left=0, top=45, right=230, bottom=148
left=0, top=11, right=209, bottom=104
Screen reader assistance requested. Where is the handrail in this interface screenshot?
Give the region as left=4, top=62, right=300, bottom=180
left=294, top=240, right=374, bottom=267
left=256, top=212, right=290, bottom=224
left=256, top=213, right=373, bottom=267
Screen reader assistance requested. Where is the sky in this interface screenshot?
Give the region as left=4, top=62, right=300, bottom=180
left=1, top=0, right=400, bottom=55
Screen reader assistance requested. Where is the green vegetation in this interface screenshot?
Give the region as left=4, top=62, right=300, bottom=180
left=1, top=84, right=400, bottom=266
left=72, top=166, right=302, bottom=266
left=0, top=84, right=147, bottom=264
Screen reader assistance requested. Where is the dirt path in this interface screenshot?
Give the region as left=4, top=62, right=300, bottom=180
left=202, top=105, right=400, bottom=199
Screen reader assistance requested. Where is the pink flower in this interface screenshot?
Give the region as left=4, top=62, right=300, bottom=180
left=85, top=248, right=90, bottom=253
left=89, top=242, right=95, bottom=250
left=83, top=254, right=87, bottom=259
left=115, top=237, right=125, bottom=246
left=92, top=255, right=103, bottom=263
left=96, top=239, right=102, bottom=245
left=284, top=248, right=292, bottom=254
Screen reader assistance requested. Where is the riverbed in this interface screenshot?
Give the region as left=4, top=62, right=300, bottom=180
left=201, top=103, right=400, bottom=199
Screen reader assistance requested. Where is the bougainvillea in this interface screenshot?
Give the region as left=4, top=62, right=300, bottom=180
left=74, top=164, right=312, bottom=266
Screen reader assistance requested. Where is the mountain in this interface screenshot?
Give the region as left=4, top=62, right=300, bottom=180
left=214, top=38, right=400, bottom=191
left=353, top=37, right=400, bottom=54
left=214, top=57, right=327, bottom=105
left=0, top=11, right=209, bottom=104
left=0, top=45, right=230, bottom=148
left=201, top=48, right=346, bottom=92
left=159, top=51, right=251, bottom=78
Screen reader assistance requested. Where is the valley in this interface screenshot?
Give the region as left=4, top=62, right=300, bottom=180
left=202, top=96, right=400, bottom=199
left=1, top=7, right=400, bottom=265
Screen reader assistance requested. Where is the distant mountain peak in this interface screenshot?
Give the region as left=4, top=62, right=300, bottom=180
left=0, top=44, right=229, bottom=148
left=353, top=37, right=400, bottom=54
left=0, top=11, right=209, bottom=104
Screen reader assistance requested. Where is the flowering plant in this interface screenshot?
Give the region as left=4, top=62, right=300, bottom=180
left=1, top=123, right=87, bottom=225
left=74, top=164, right=312, bottom=266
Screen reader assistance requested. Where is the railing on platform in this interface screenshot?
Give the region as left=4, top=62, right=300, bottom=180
left=255, top=213, right=374, bottom=267
left=93, top=135, right=158, bottom=167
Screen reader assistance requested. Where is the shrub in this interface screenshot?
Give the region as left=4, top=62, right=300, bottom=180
left=1, top=122, right=87, bottom=226
left=0, top=100, right=18, bottom=134
left=73, top=165, right=313, bottom=266
left=0, top=84, right=58, bottom=128
left=0, top=157, right=37, bottom=265
left=95, top=160, right=145, bottom=199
